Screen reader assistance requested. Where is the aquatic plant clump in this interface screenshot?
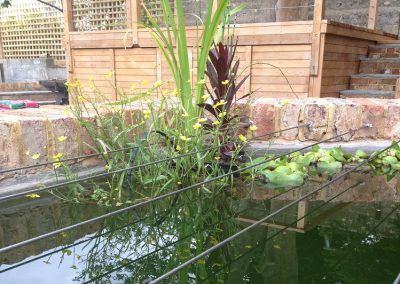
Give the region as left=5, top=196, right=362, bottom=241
left=242, top=143, right=400, bottom=189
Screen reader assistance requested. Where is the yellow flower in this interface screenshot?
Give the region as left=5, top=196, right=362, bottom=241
left=180, top=136, right=191, bottom=142
left=215, top=156, right=220, bottom=161
left=66, top=80, right=81, bottom=88
left=212, top=100, right=227, bottom=109
left=58, top=136, right=67, bottom=142
left=143, top=109, right=151, bottom=120
left=197, top=79, right=206, bottom=85
left=202, top=94, right=210, bottom=100
left=212, top=120, right=220, bottom=125
left=105, top=70, right=115, bottom=78
left=162, top=89, right=169, bottom=95
left=221, top=80, right=229, bottom=86
left=88, top=75, right=94, bottom=82
left=78, top=95, right=84, bottom=103
left=141, top=79, right=148, bottom=86
left=32, top=153, right=41, bottom=160
left=53, top=153, right=63, bottom=160
left=176, top=145, right=181, bottom=151
left=239, top=134, right=248, bottom=143
left=281, top=99, right=289, bottom=106
left=250, top=125, right=258, bottom=131
left=173, top=88, right=179, bottom=96
left=193, top=123, right=202, bottom=130
left=130, top=84, right=137, bottom=91
left=198, top=118, right=207, bottom=123
left=26, top=193, right=41, bottom=199
left=153, top=80, right=162, bottom=88
left=181, top=112, right=189, bottom=118
left=53, top=162, right=62, bottom=169
left=218, top=112, right=226, bottom=118
left=104, top=165, right=110, bottom=171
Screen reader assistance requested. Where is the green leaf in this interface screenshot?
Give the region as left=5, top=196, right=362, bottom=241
left=312, top=145, right=320, bottom=152
left=355, top=149, right=369, bottom=159
left=263, top=171, right=304, bottom=187
left=317, top=161, right=343, bottom=175
left=382, top=156, right=398, bottom=165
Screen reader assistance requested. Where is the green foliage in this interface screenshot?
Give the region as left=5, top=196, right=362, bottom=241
left=244, top=144, right=400, bottom=188
left=0, top=0, right=11, bottom=8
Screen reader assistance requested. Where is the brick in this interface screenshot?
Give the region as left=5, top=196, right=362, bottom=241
left=382, top=100, right=400, bottom=139
left=278, top=100, right=302, bottom=141
left=250, top=99, right=277, bottom=140
left=332, top=99, right=362, bottom=141
left=301, top=99, right=331, bottom=141
left=349, top=98, right=385, bottom=139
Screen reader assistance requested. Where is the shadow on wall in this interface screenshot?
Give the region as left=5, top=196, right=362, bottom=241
left=0, top=57, right=66, bottom=83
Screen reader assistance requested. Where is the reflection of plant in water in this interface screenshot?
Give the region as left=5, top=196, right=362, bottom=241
left=71, top=192, right=243, bottom=283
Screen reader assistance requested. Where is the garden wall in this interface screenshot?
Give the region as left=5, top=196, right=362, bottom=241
left=0, top=97, right=399, bottom=183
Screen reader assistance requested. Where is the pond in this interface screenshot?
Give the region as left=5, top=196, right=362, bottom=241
left=0, top=173, right=399, bottom=284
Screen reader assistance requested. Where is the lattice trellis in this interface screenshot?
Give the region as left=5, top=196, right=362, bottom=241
left=0, top=0, right=65, bottom=61
left=72, top=0, right=128, bottom=31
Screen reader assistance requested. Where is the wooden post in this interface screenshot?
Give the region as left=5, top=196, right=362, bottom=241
left=297, top=201, right=309, bottom=229
left=310, top=0, right=325, bottom=76
left=127, top=0, right=140, bottom=45
left=0, top=25, right=4, bottom=59
left=62, top=0, right=74, bottom=79
left=368, top=0, right=379, bottom=30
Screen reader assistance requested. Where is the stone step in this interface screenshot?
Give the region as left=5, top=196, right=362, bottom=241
left=359, top=57, right=400, bottom=74
left=350, top=74, right=399, bottom=92
left=340, top=89, right=396, bottom=99
left=369, top=44, right=400, bottom=59
left=0, top=90, right=57, bottom=102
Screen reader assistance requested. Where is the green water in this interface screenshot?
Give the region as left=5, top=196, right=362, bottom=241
left=0, top=183, right=399, bottom=283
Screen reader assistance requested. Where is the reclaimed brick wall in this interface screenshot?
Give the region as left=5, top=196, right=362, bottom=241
left=1, top=98, right=400, bottom=180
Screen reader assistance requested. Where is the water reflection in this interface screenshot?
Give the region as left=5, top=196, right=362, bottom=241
left=0, top=182, right=400, bottom=283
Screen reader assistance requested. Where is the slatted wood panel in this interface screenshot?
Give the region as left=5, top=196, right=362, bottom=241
left=72, top=0, right=127, bottom=31
left=71, top=48, right=116, bottom=100
left=251, top=45, right=311, bottom=98
left=0, top=0, right=64, bottom=61
left=114, top=47, right=157, bottom=96
left=320, top=34, right=372, bottom=97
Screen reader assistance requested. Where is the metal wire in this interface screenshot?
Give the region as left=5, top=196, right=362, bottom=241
left=0, top=123, right=316, bottom=203
left=0, top=127, right=364, bottom=254
left=0, top=123, right=316, bottom=176
left=198, top=181, right=365, bottom=283
left=83, top=185, right=302, bottom=283
left=0, top=144, right=147, bottom=175
left=147, top=138, right=399, bottom=283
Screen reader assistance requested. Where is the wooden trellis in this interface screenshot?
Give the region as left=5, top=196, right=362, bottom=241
left=72, top=0, right=128, bottom=31
left=0, top=0, right=65, bottom=61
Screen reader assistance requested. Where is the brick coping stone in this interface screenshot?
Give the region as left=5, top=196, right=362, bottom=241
left=1, top=98, right=400, bottom=186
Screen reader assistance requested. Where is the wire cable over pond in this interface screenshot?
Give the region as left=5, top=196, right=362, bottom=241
left=0, top=126, right=367, bottom=254
left=0, top=184, right=303, bottom=275
left=0, top=123, right=317, bottom=176
left=146, top=137, right=400, bottom=284
left=198, top=181, right=366, bottom=283
left=0, top=123, right=321, bottom=203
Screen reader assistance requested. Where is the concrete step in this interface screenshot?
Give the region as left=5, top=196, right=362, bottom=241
left=369, top=44, right=400, bottom=59
left=340, top=89, right=396, bottom=99
left=0, top=90, right=56, bottom=101
left=359, top=57, right=400, bottom=74
left=350, top=74, right=399, bottom=92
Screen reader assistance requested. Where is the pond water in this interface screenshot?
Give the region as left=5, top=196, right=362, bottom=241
left=0, top=174, right=399, bottom=283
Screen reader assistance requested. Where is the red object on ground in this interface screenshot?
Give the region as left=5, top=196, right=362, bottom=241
left=17, top=100, right=40, bottom=108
